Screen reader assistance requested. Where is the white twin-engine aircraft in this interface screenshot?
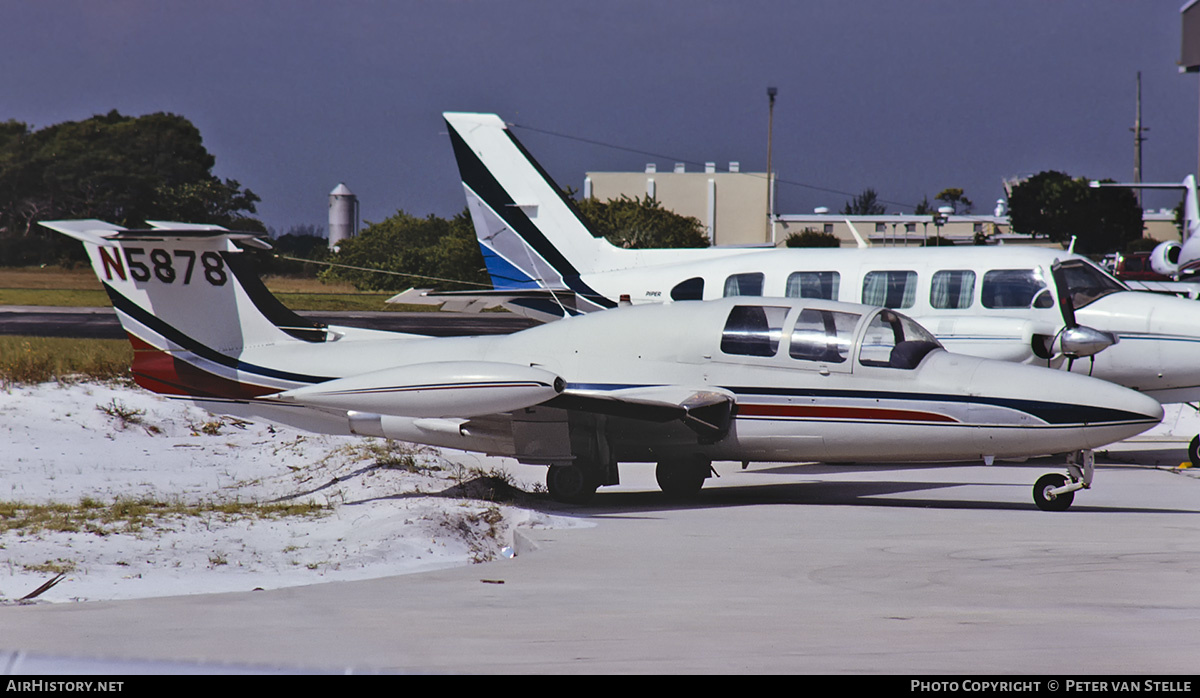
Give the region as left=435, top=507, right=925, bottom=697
left=443, top=112, right=1200, bottom=463
left=44, top=219, right=1162, bottom=510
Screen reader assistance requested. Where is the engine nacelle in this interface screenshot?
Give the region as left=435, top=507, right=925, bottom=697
left=1150, top=240, right=1182, bottom=278
left=266, top=361, right=565, bottom=418
left=1057, top=326, right=1118, bottom=359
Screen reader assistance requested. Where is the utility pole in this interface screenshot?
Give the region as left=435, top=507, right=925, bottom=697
left=766, top=86, right=777, bottom=244
left=1132, top=71, right=1149, bottom=208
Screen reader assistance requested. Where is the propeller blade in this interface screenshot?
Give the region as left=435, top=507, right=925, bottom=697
left=1050, top=261, right=1077, bottom=329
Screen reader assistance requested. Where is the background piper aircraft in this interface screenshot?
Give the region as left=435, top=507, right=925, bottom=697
left=42, top=219, right=1162, bottom=510
left=444, top=112, right=1200, bottom=463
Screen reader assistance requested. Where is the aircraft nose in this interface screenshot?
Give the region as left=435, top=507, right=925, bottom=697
left=1113, top=386, right=1165, bottom=423
left=952, top=355, right=1163, bottom=450
left=1047, top=368, right=1163, bottom=447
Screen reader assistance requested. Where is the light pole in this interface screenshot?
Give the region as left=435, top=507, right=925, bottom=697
left=933, top=206, right=953, bottom=245
left=766, top=86, right=777, bottom=243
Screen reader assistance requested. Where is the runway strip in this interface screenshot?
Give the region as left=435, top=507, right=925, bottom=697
left=0, top=306, right=537, bottom=338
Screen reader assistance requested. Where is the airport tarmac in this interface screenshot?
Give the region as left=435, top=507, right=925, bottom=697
left=2, top=441, right=1199, bottom=674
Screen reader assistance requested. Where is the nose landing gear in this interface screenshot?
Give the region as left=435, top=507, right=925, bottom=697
left=1033, top=449, right=1093, bottom=512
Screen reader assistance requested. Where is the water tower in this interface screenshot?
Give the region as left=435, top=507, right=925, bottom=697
left=328, top=183, right=359, bottom=249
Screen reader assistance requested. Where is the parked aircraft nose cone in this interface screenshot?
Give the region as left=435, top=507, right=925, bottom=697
left=945, top=355, right=1164, bottom=456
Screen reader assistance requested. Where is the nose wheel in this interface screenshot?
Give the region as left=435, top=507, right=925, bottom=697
left=1189, top=435, right=1199, bottom=468
left=1032, top=449, right=1092, bottom=512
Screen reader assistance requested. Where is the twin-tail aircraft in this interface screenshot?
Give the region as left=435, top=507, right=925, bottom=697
left=43, top=219, right=1162, bottom=510
left=442, top=111, right=1200, bottom=463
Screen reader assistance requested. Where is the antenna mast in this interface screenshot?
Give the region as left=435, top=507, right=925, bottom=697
left=1132, top=71, right=1149, bottom=207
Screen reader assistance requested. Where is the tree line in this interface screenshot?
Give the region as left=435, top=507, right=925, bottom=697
left=0, top=110, right=1161, bottom=275
left=831, top=178, right=1149, bottom=254
left=0, top=111, right=261, bottom=265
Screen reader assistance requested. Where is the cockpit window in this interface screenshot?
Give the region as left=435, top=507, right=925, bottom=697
left=721, top=305, right=789, bottom=357
left=981, top=269, right=1048, bottom=309
left=724, top=272, right=764, bottom=297
left=1056, top=259, right=1124, bottom=310
left=859, top=310, right=942, bottom=369
left=786, top=271, right=840, bottom=300
left=861, top=270, right=917, bottom=309
left=789, top=309, right=860, bottom=363
left=671, top=277, right=705, bottom=301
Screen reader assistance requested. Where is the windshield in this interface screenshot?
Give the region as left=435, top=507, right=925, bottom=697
left=858, top=310, right=943, bottom=369
left=1056, top=259, right=1125, bottom=310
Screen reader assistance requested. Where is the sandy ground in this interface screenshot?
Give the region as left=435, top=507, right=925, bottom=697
left=0, top=380, right=582, bottom=604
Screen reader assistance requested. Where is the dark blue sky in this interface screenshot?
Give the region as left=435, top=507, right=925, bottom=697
left=3, top=1, right=1196, bottom=232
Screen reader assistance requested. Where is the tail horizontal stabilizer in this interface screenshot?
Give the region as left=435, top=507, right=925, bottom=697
left=41, top=219, right=332, bottom=397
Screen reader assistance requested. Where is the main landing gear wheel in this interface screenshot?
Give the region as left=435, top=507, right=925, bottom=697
left=1189, top=435, right=1200, bottom=467
left=546, top=464, right=598, bottom=505
left=655, top=459, right=711, bottom=497
left=1033, top=473, right=1074, bottom=512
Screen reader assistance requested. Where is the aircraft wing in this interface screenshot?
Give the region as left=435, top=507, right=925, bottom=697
left=266, top=361, right=734, bottom=440
left=386, top=287, right=581, bottom=315
left=547, top=385, right=736, bottom=441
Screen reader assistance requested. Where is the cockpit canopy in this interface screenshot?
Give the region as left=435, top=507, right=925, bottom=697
left=719, top=302, right=942, bottom=371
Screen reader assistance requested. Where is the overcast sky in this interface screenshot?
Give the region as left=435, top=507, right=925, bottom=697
left=3, top=1, right=1196, bottom=233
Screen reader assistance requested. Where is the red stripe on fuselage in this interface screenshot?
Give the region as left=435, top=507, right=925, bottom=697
left=738, top=404, right=959, bottom=423
left=126, top=332, right=279, bottom=400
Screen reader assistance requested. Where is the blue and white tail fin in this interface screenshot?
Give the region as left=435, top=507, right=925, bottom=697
left=444, top=113, right=629, bottom=290
left=41, top=219, right=334, bottom=398
left=443, top=112, right=755, bottom=317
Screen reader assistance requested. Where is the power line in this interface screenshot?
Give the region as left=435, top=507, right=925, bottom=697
left=506, top=118, right=993, bottom=220
left=273, top=254, right=494, bottom=288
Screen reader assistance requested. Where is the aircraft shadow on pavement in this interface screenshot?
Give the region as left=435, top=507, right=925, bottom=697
left=313, top=464, right=1197, bottom=516
left=564, top=474, right=1200, bottom=517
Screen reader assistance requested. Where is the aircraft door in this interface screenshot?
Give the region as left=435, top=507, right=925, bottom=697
left=786, top=308, right=860, bottom=374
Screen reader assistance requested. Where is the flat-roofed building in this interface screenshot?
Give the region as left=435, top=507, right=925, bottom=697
left=585, top=162, right=774, bottom=247
left=587, top=167, right=1180, bottom=249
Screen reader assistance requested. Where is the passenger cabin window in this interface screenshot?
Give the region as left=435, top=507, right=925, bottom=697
left=789, top=309, right=860, bottom=363
left=861, top=270, right=917, bottom=309
left=720, top=305, right=789, bottom=357
left=786, top=271, right=840, bottom=300
left=930, top=270, right=976, bottom=309
left=981, top=269, right=1052, bottom=309
left=671, top=277, right=705, bottom=301
left=724, top=272, right=764, bottom=297
left=858, top=310, right=942, bottom=370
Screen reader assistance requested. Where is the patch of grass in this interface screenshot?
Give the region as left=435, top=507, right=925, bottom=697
left=22, top=559, right=77, bottom=575
left=0, top=497, right=329, bottom=537
left=0, top=266, right=432, bottom=311
left=0, top=336, right=132, bottom=386
left=440, top=505, right=506, bottom=563
left=0, top=266, right=101, bottom=291
left=96, top=398, right=151, bottom=431
left=0, top=289, right=113, bottom=307
left=261, top=275, right=360, bottom=294
left=324, top=440, right=440, bottom=473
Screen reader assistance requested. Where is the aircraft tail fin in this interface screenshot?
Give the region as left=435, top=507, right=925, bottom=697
left=444, top=113, right=627, bottom=292
left=41, top=220, right=333, bottom=398
left=1091, top=177, right=1200, bottom=277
